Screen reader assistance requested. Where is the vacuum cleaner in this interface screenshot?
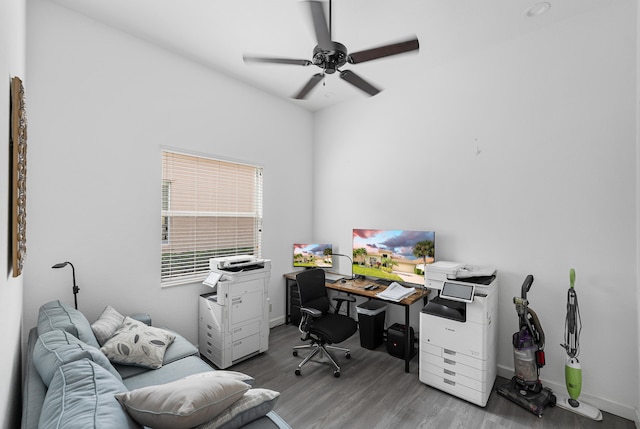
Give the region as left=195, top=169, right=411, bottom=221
left=554, top=269, right=603, bottom=421
left=497, top=274, right=556, bottom=417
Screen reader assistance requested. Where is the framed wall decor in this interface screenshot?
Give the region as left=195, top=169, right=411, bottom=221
left=10, top=76, right=27, bottom=277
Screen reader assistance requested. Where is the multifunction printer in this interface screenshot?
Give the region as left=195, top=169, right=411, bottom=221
left=199, top=256, right=271, bottom=369
left=420, top=261, right=498, bottom=407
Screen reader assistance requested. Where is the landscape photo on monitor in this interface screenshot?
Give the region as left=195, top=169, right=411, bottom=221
left=352, top=229, right=435, bottom=285
left=293, top=243, right=333, bottom=268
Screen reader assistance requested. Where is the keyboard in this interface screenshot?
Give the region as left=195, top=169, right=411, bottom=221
left=325, top=273, right=345, bottom=283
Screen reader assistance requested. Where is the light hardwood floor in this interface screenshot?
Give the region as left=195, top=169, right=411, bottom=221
left=228, top=324, right=635, bottom=429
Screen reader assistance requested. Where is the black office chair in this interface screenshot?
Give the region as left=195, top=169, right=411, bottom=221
left=293, top=268, right=357, bottom=377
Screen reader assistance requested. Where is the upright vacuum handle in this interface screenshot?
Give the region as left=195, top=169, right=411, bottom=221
left=521, top=274, right=534, bottom=299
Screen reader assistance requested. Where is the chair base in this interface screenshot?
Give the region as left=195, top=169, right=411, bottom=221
left=293, top=342, right=351, bottom=377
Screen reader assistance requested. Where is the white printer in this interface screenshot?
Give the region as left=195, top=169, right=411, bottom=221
left=199, top=255, right=271, bottom=369
left=420, top=261, right=498, bottom=407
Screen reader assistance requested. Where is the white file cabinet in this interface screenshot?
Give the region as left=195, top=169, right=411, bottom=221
left=199, top=264, right=270, bottom=369
left=419, top=277, right=498, bottom=407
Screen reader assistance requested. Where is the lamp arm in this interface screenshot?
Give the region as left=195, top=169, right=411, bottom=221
left=331, top=253, right=354, bottom=279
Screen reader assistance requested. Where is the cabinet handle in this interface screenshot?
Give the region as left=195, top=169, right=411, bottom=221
left=444, top=358, right=456, bottom=366
left=444, top=349, right=456, bottom=356
left=207, top=333, right=212, bottom=338
left=444, top=369, right=456, bottom=376
left=444, top=379, right=456, bottom=386
left=207, top=324, right=212, bottom=330
left=232, top=297, right=243, bottom=304
left=233, top=341, right=242, bottom=347
left=233, top=328, right=242, bottom=334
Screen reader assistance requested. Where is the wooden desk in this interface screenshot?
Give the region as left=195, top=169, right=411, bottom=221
left=283, top=272, right=430, bottom=373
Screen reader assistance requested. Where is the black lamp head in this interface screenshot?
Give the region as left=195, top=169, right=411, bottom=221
left=52, top=262, right=70, bottom=269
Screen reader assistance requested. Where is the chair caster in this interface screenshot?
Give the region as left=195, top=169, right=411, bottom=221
left=345, top=352, right=351, bottom=359
left=293, top=351, right=298, bottom=357
left=333, top=371, right=340, bottom=378
left=295, top=369, right=301, bottom=376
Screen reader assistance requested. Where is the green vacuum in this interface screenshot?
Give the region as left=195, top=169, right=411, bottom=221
left=555, top=268, right=602, bottom=421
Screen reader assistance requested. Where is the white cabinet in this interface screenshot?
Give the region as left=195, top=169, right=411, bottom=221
left=199, top=261, right=270, bottom=369
left=419, top=277, right=498, bottom=407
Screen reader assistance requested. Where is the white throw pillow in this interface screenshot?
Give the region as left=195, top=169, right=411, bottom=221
left=101, top=316, right=175, bottom=369
left=115, top=376, right=249, bottom=429
left=193, top=388, right=280, bottom=429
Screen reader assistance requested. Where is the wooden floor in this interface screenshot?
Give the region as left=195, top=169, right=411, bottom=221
left=230, top=324, right=635, bottom=429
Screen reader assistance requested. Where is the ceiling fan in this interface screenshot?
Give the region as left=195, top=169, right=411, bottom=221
left=243, top=0, right=420, bottom=100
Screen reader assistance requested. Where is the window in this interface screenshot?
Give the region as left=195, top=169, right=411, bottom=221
left=161, top=150, right=263, bottom=286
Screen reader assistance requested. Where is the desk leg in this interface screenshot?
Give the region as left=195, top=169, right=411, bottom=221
left=404, top=305, right=410, bottom=373
left=285, top=279, right=291, bottom=325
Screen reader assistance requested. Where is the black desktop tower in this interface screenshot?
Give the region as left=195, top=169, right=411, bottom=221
left=386, top=323, right=415, bottom=359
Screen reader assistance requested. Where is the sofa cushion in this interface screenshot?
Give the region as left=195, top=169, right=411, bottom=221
left=115, top=376, right=249, bottom=429
left=121, top=355, right=215, bottom=390
left=33, top=329, right=121, bottom=387
left=101, top=316, right=175, bottom=369
left=193, top=388, right=280, bottom=429
left=91, top=304, right=125, bottom=346
left=39, top=359, right=140, bottom=429
left=37, top=300, right=100, bottom=349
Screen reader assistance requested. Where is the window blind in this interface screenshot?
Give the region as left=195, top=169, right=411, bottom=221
left=161, top=150, right=263, bottom=286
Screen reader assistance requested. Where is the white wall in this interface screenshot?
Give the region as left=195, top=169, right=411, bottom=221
left=636, top=1, right=640, bottom=425
left=314, top=1, right=639, bottom=421
left=0, top=0, right=26, bottom=427
left=24, top=0, right=313, bottom=345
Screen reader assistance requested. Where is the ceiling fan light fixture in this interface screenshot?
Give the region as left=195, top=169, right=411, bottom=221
left=525, top=2, right=551, bottom=18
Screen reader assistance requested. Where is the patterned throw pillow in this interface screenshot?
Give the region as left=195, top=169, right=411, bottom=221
left=100, top=316, right=175, bottom=369
left=91, top=305, right=125, bottom=346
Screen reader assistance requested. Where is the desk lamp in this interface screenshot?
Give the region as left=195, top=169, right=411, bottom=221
left=52, top=261, right=79, bottom=310
left=330, top=253, right=354, bottom=280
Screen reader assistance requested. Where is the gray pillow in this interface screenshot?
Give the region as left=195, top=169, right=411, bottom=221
left=115, top=376, right=250, bottom=429
left=91, top=305, right=125, bottom=346
left=193, top=388, right=280, bottom=429
left=37, top=300, right=100, bottom=349
left=39, top=359, right=140, bottom=429
left=33, top=329, right=121, bottom=386
left=101, top=316, right=176, bottom=369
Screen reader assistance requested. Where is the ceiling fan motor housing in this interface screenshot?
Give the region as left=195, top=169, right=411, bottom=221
left=312, top=41, right=347, bottom=74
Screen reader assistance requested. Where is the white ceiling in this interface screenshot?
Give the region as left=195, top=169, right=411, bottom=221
left=49, top=0, right=615, bottom=112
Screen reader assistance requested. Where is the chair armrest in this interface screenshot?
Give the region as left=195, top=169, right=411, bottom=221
left=333, top=295, right=355, bottom=314
left=300, top=307, right=322, bottom=318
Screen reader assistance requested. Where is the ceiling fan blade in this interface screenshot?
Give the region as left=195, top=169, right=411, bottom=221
left=243, top=55, right=312, bottom=66
left=307, top=1, right=332, bottom=51
left=294, top=73, right=325, bottom=99
left=339, top=70, right=380, bottom=96
left=347, top=37, right=419, bottom=64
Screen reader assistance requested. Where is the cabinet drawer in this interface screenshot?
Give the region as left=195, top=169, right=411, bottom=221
left=231, top=334, right=260, bottom=361
left=419, top=371, right=487, bottom=407
left=420, top=354, right=485, bottom=391
left=420, top=349, right=485, bottom=380
left=420, top=342, right=488, bottom=371
left=231, top=321, right=260, bottom=342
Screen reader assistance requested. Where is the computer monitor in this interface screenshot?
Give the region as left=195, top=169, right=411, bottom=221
left=352, top=229, right=435, bottom=286
left=293, top=243, right=333, bottom=268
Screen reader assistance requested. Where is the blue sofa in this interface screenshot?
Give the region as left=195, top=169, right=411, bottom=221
left=22, top=300, right=291, bottom=429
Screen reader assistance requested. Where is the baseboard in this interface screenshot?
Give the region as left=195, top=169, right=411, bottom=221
left=269, top=315, right=285, bottom=328
left=497, top=364, right=638, bottom=423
